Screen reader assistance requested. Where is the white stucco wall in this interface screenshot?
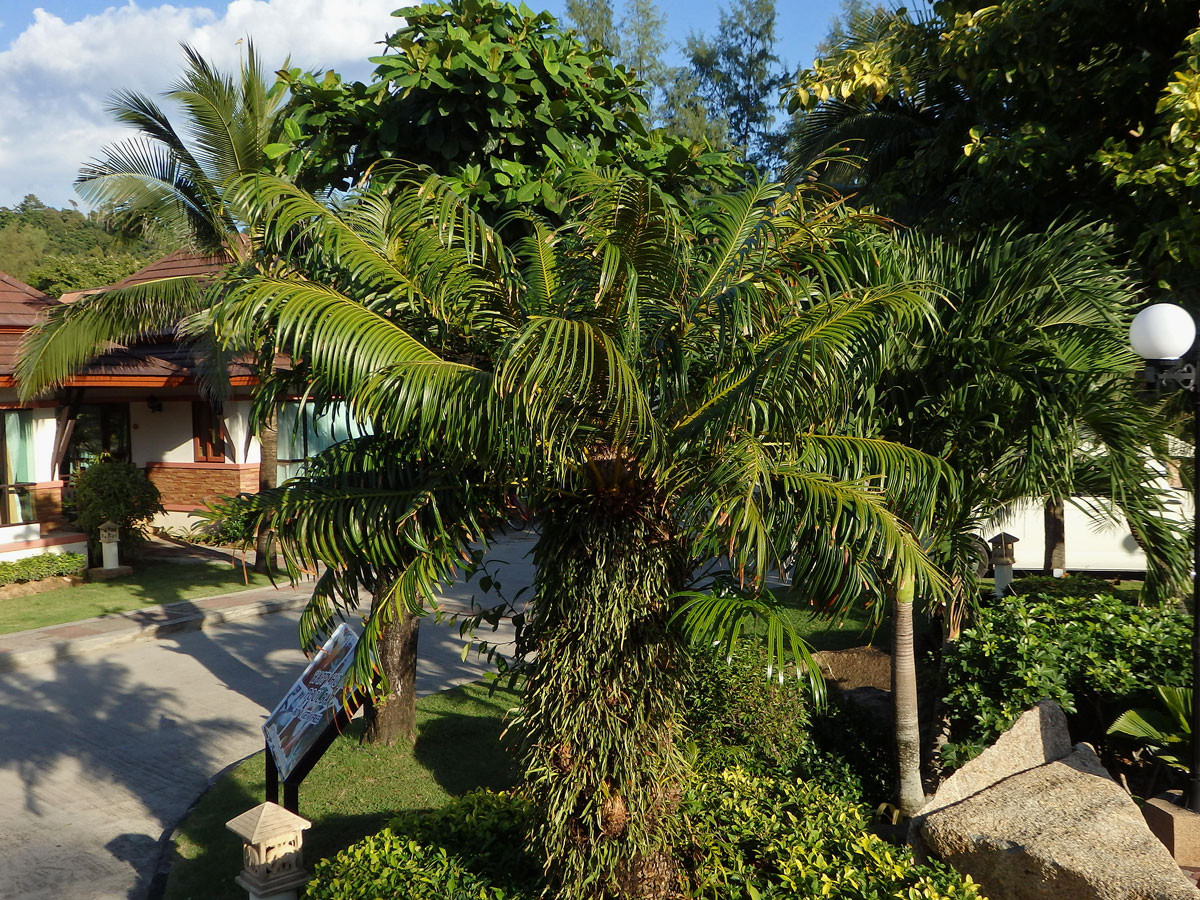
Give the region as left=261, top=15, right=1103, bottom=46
left=980, top=491, right=1193, bottom=573
left=223, top=400, right=260, bottom=465
left=130, top=401, right=194, bottom=465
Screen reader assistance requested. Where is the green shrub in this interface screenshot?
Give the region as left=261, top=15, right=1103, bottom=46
left=72, top=460, right=163, bottom=563
left=942, top=592, right=1191, bottom=758
left=303, top=791, right=537, bottom=900
left=0, top=551, right=86, bottom=587
left=684, top=643, right=814, bottom=774
left=303, top=833, right=525, bottom=900
left=680, top=767, right=983, bottom=899
left=683, top=644, right=891, bottom=803
left=186, top=507, right=256, bottom=547
left=1008, top=573, right=1125, bottom=600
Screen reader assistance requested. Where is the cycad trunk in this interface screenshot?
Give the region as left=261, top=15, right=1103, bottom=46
left=518, top=481, right=689, bottom=899
left=363, top=604, right=420, bottom=746
left=892, top=572, right=924, bottom=817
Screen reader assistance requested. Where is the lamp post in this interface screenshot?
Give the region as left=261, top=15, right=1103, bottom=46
left=1129, top=302, right=1200, bottom=811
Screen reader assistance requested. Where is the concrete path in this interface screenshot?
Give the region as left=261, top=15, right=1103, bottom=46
left=0, top=530, right=535, bottom=900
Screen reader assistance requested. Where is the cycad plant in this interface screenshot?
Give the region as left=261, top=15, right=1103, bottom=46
left=214, top=168, right=952, bottom=896
left=1109, top=685, right=1191, bottom=773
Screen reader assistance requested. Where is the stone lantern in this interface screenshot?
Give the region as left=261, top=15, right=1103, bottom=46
left=988, top=531, right=1019, bottom=598
left=98, top=521, right=120, bottom=569
left=88, top=520, right=132, bottom=580
left=226, top=802, right=311, bottom=900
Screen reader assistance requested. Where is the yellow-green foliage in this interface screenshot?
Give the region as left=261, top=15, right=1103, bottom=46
left=681, top=768, right=984, bottom=900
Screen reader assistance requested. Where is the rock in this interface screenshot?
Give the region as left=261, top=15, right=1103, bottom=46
left=924, top=700, right=1073, bottom=816
left=920, top=743, right=1200, bottom=900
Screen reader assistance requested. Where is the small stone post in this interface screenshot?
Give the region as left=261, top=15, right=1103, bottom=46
left=99, top=521, right=119, bottom=570
left=226, top=802, right=311, bottom=900
left=89, top=520, right=132, bottom=580
left=989, top=532, right=1018, bottom=599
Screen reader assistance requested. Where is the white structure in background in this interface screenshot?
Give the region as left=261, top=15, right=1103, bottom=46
left=979, top=481, right=1192, bottom=574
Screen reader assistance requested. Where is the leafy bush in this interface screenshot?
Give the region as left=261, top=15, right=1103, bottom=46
left=942, top=592, right=1191, bottom=757
left=303, top=833, right=526, bottom=900
left=683, top=643, right=892, bottom=803
left=303, top=791, right=538, bottom=900
left=72, top=460, right=163, bottom=562
left=0, top=551, right=86, bottom=587
left=684, top=644, right=814, bottom=774
left=680, top=767, right=983, bottom=899
left=1008, top=573, right=1125, bottom=600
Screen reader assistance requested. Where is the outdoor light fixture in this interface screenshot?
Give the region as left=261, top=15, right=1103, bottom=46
left=1129, top=303, right=1200, bottom=811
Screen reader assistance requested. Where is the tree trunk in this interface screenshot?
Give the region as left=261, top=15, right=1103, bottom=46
left=254, top=415, right=278, bottom=574
left=518, top=481, right=688, bottom=900
left=1043, top=497, right=1066, bottom=576
left=892, top=571, right=925, bottom=817
left=363, top=606, right=420, bottom=746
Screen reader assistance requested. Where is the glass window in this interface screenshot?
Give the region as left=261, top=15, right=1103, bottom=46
left=192, top=402, right=226, bottom=463
left=63, top=403, right=130, bottom=480
left=277, top=402, right=370, bottom=480
left=0, top=410, right=34, bottom=525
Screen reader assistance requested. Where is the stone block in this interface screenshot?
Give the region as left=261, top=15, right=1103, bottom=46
left=922, top=700, right=1073, bottom=817
left=1145, top=791, right=1200, bottom=868
left=88, top=565, right=133, bottom=581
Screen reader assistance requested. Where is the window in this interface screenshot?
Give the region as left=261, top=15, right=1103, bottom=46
left=192, top=402, right=226, bottom=463
left=0, top=410, right=34, bottom=525
left=62, top=403, right=130, bottom=479
left=277, top=402, right=370, bottom=479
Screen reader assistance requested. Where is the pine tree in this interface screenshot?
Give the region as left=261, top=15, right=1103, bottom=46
left=688, top=0, right=787, bottom=173
left=620, top=0, right=668, bottom=122
left=565, top=0, right=619, bottom=52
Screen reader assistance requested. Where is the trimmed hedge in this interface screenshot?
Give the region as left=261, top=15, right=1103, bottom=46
left=0, top=552, right=87, bottom=588
left=303, top=791, right=538, bottom=900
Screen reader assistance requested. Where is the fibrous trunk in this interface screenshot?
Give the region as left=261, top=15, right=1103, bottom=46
left=518, top=481, right=688, bottom=899
left=363, top=605, right=420, bottom=746
left=892, top=572, right=925, bottom=817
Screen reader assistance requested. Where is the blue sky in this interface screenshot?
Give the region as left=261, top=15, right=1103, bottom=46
left=0, top=1, right=844, bottom=209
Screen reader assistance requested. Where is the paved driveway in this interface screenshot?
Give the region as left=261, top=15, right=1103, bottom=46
left=0, top=531, right=534, bottom=900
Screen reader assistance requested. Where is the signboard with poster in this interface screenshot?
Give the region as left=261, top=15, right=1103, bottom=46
left=264, top=623, right=359, bottom=781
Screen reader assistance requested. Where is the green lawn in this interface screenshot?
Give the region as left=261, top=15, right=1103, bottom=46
left=164, top=681, right=523, bottom=900
left=0, top=560, right=275, bottom=635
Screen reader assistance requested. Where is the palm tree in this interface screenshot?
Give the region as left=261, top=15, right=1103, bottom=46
left=212, top=167, right=953, bottom=894
left=18, top=42, right=288, bottom=393
left=871, top=221, right=1189, bottom=606
left=16, top=43, right=289, bottom=568
left=831, top=220, right=1191, bottom=792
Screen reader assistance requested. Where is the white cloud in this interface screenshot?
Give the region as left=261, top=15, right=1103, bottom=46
left=0, top=1, right=399, bottom=209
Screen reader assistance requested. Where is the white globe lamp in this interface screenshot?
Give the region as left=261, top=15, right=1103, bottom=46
left=1129, top=304, right=1196, bottom=360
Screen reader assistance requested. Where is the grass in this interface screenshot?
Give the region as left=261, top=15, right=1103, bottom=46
left=0, top=559, right=275, bottom=635
left=164, top=680, right=522, bottom=900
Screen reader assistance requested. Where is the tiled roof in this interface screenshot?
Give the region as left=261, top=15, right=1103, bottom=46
left=0, top=272, right=55, bottom=329
left=80, top=341, right=261, bottom=380
left=112, top=247, right=233, bottom=289
left=58, top=286, right=110, bottom=304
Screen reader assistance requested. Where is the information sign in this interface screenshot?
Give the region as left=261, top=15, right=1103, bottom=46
left=264, top=623, right=358, bottom=780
